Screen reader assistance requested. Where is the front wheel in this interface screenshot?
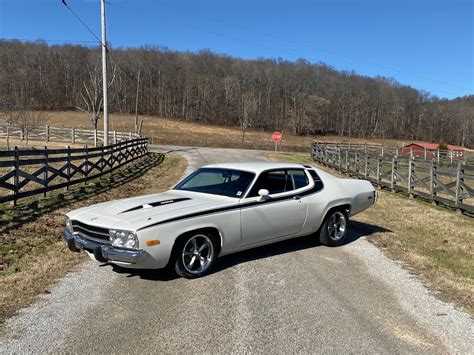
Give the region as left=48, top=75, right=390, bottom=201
left=174, top=233, right=217, bottom=279
left=319, top=210, right=348, bottom=247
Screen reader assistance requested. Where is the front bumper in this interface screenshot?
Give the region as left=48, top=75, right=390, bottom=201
left=64, top=230, right=146, bottom=264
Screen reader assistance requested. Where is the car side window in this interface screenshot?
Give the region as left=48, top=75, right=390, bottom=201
left=248, top=170, right=293, bottom=197
left=307, top=169, right=324, bottom=192
left=290, top=169, right=309, bottom=189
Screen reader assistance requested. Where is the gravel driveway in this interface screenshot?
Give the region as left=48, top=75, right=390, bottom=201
left=1, top=145, right=472, bottom=353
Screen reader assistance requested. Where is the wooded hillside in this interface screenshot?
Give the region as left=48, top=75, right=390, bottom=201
left=0, top=40, right=472, bottom=147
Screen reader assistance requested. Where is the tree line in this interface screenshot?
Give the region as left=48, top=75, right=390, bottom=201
left=0, top=39, right=472, bottom=147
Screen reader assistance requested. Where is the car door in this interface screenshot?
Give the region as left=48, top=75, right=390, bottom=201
left=240, top=169, right=308, bottom=246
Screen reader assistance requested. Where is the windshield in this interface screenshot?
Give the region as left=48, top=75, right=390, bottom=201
left=174, top=168, right=255, bottom=198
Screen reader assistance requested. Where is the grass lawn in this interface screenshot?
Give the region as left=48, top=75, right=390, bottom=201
left=267, top=151, right=474, bottom=316
left=0, top=152, right=186, bottom=324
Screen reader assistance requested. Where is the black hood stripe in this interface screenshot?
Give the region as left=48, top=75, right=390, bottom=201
left=119, top=198, right=191, bottom=215
left=137, top=181, right=323, bottom=231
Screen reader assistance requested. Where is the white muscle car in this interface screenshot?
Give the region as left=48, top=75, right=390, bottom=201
left=64, top=162, right=376, bottom=278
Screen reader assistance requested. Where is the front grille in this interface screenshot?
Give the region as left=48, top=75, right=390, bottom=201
left=71, top=220, right=110, bottom=243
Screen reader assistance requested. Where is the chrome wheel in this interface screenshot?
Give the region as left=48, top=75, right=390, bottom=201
left=181, top=234, right=215, bottom=275
left=327, top=211, right=346, bottom=241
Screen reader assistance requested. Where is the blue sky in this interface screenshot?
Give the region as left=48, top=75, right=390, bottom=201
left=0, top=0, right=472, bottom=99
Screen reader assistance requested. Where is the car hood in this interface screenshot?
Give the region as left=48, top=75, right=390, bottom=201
left=67, top=190, right=236, bottom=231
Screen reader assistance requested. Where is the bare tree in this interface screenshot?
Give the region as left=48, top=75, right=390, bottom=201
left=18, top=109, right=43, bottom=146
left=1, top=105, right=19, bottom=150
left=76, top=58, right=116, bottom=131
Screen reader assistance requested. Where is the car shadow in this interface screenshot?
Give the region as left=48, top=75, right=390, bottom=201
left=110, top=220, right=391, bottom=282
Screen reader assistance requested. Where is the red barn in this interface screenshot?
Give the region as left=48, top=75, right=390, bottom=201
left=399, top=142, right=465, bottom=159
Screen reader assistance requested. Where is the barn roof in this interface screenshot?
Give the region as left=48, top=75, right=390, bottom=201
left=405, top=141, right=465, bottom=151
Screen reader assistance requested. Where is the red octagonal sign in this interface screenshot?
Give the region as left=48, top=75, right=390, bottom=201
left=272, top=131, right=282, bottom=142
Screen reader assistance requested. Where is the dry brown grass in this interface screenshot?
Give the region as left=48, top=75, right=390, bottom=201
left=0, top=138, right=84, bottom=150
left=0, top=153, right=186, bottom=323
left=267, top=151, right=474, bottom=316
left=34, top=110, right=407, bottom=152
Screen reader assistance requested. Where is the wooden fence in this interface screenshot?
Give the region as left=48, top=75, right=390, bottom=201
left=0, top=138, right=148, bottom=205
left=312, top=142, right=474, bottom=215
left=0, top=123, right=140, bottom=147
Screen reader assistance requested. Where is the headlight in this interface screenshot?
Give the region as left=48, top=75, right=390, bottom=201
left=109, top=230, right=139, bottom=250
left=66, top=218, right=73, bottom=233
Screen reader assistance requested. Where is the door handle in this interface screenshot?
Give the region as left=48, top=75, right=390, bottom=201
left=293, top=195, right=301, bottom=200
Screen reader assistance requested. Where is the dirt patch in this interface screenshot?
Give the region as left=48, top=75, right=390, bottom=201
left=266, top=151, right=474, bottom=316
left=0, top=153, right=186, bottom=323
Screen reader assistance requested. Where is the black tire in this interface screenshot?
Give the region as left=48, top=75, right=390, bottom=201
left=174, top=232, right=218, bottom=279
left=319, top=209, right=349, bottom=247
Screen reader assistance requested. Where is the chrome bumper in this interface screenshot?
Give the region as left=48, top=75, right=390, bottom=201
left=64, top=230, right=146, bottom=264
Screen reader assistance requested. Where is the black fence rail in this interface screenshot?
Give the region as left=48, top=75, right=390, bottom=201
left=312, top=141, right=474, bottom=215
left=0, top=138, right=148, bottom=205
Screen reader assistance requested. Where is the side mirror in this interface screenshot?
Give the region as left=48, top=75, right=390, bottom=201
left=257, top=189, right=269, bottom=201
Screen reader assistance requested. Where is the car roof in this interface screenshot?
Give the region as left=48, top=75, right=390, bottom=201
left=201, top=162, right=312, bottom=174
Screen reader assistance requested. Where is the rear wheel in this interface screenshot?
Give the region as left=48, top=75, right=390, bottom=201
left=174, top=233, right=217, bottom=279
left=319, top=210, right=348, bottom=246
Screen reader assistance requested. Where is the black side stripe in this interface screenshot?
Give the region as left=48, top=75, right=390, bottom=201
left=137, top=182, right=324, bottom=231
left=119, top=198, right=191, bottom=214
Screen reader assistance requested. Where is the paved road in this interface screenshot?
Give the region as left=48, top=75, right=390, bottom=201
left=1, top=145, right=472, bottom=353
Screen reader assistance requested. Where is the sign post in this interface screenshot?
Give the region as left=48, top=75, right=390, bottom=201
left=272, top=131, right=282, bottom=151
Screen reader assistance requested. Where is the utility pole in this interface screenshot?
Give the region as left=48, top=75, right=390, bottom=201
left=101, top=0, right=109, bottom=146
left=134, top=70, right=141, bottom=133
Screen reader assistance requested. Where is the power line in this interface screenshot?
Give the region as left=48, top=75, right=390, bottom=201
left=2, top=37, right=97, bottom=44
left=206, top=19, right=471, bottom=93
left=60, top=0, right=104, bottom=47
left=60, top=0, right=138, bottom=82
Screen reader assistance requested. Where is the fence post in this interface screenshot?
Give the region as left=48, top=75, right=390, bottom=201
left=431, top=161, right=438, bottom=205
left=381, top=144, right=384, bottom=157
left=45, top=125, right=49, bottom=142
left=99, top=144, right=105, bottom=177
left=43, top=146, right=48, bottom=197
left=428, top=160, right=434, bottom=200
left=437, top=149, right=440, bottom=164
left=129, top=132, right=132, bottom=140
left=71, top=128, right=75, bottom=144
left=390, top=157, right=396, bottom=190
left=113, top=131, right=117, bottom=145
left=345, top=149, right=349, bottom=171
left=354, top=151, right=359, bottom=174
left=364, top=143, right=367, bottom=156
left=13, top=146, right=19, bottom=206
left=84, top=145, right=89, bottom=185
left=455, top=161, right=463, bottom=213
left=364, top=155, right=368, bottom=179
left=424, top=147, right=427, bottom=160
left=376, top=157, right=381, bottom=185
left=110, top=144, right=114, bottom=175
left=66, top=146, right=71, bottom=191
left=407, top=157, right=413, bottom=197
